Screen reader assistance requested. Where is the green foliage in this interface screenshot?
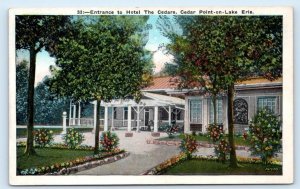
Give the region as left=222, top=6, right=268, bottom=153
left=99, top=131, right=120, bottom=152
left=179, top=134, right=197, bottom=159
left=50, top=16, right=151, bottom=102
left=49, top=16, right=152, bottom=153
left=16, top=60, right=29, bottom=125
left=62, top=128, right=85, bottom=149
left=16, top=15, right=73, bottom=155
left=33, top=129, right=54, bottom=147
left=206, top=124, right=224, bottom=143
left=166, top=124, right=180, bottom=138
left=215, top=139, right=230, bottom=163
left=16, top=15, right=73, bottom=54
left=34, top=77, right=70, bottom=125
left=248, top=109, right=282, bottom=164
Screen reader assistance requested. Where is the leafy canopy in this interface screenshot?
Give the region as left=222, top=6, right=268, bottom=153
left=159, top=16, right=282, bottom=88
left=50, top=16, right=152, bottom=102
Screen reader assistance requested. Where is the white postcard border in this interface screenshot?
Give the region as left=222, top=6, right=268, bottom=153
left=9, top=7, right=293, bottom=185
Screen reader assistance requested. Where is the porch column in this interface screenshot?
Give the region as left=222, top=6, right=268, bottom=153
left=69, top=101, right=72, bottom=126
left=136, top=105, right=140, bottom=132
left=93, top=101, right=97, bottom=131
left=154, top=106, right=158, bottom=132
left=78, top=101, right=81, bottom=126
left=104, top=106, right=108, bottom=131
left=62, top=112, right=67, bottom=134
left=72, top=104, right=76, bottom=125
left=168, top=106, right=172, bottom=126
left=128, top=105, right=132, bottom=131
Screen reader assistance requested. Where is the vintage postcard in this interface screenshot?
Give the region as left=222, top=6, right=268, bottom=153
left=9, top=7, right=293, bottom=185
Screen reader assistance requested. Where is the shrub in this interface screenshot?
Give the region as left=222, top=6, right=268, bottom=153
left=191, top=131, right=197, bottom=136
left=62, top=128, right=84, bottom=149
left=33, top=129, right=54, bottom=147
left=206, top=124, right=224, bottom=143
left=166, top=124, right=179, bottom=138
left=158, top=124, right=169, bottom=132
left=248, top=109, right=282, bottom=164
left=179, top=134, right=197, bottom=159
left=214, top=139, right=230, bottom=163
left=99, top=131, right=119, bottom=152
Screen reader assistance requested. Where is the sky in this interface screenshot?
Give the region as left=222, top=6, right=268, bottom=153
left=16, top=15, right=173, bottom=85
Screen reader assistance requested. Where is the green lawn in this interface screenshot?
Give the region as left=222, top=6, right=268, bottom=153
left=17, top=147, right=93, bottom=170
left=159, top=133, right=250, bottom=146
left=163, top=159, right=282, bottom=175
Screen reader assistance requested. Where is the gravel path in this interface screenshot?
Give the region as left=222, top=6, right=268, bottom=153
left=76, top=145, right=180, bottom=175
left=74, top=131, right=180, bottom=175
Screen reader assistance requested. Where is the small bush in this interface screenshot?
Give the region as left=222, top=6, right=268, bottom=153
left=158, top=124, right=169, bottom=132
left=191, top=131, right=197, bottom=136
left=206, top=124, right=224, bottom=143
left=248, top=109, right=282, bottom=164
left=33, top=129, right=54, bottom=147
left=179, top=134, right=197, bottom=159
left=99, top=131, right=119, bottom=152
left=215, top=139, right=230, bottom=163
left=166, top=124, right=179, bottom=138
left=62, top=128, right=84, bottom=149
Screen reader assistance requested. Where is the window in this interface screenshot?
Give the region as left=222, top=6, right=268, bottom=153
left=123, top=107, right=128, bottom=120
left=234, top=98, right=248, bottom=124
left=257, top=97, right=276, bottom=113
left=209, top=99, right=223, bottom=124
left=99, top=106, right=105, bottom=119
left=190, top=99, right=202, bottom=123
left=172, top=109, right=183, bottom=120
left=159, top=108, right=169, bottom=120
left=113, top=107, right=117, bottom=119
left=131, top=107, right=135, bottom=120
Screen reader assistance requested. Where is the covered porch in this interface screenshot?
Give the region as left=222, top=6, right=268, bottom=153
left=68, top=92, right=185, bottom=132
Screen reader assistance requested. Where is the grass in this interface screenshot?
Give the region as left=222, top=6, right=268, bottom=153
left=17, top=128, right=94, bottom=138
left=163, top=159, right=282, bottom=175
left=159, top=133, right=250, bottom=146
left=17, top=147, right=93, bottom=170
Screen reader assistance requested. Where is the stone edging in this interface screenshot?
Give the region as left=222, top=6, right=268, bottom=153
left=146, top=139, right=249, bottom=150
left=47, top=151, right=130, bottom=175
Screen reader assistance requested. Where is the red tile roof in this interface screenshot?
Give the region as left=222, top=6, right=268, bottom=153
left=143, top=76, right=282, bottom=91
left=143, top=76, right=179, bottom=90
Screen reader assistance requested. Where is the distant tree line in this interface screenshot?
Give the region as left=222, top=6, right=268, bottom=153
left=16, top=60, right=70, bottom=125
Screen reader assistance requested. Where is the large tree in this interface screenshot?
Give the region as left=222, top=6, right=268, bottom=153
left=16, top=16, right=72, bottom=155
left=50, top=16, right=151, bottom=154
left=160, top=16, right=282, bottom=167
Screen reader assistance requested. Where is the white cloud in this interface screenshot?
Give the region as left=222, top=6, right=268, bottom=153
left=152, top=48, right=173, bottom=73
left=35, top=51, right=55, bottom=85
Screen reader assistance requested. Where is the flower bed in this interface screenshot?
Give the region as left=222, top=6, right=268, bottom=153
left=143, top=153, right=281, bottom=175
left=18, top=148, right=128, bottom=175
left=17, top=141, right=128, bottom=175
left=146, top=139, right=249, bottom=150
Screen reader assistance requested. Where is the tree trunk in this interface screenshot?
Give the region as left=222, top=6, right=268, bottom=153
left=94, top=99, right=101, bottom=154
left=227, top=83, right=238, bottom=168
left=24, top=48, right=37, bottom=156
